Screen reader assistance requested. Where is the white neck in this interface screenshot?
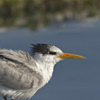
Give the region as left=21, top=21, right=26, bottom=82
left=33, top=53, right=56, bottom=84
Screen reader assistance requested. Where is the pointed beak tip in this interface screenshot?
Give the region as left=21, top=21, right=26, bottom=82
left=79, top=56, right=86, bottom=59
left=82, top=57, right=86, bottom=59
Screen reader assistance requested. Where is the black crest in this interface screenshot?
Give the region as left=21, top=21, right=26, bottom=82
left=32, top=44, right=51, bottom=54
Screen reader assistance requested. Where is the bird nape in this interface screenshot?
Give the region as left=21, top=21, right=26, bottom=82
left=0, top=43, right=85, bottom=100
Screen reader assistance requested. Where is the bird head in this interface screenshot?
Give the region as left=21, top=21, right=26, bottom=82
left=32, top=44, right=85, bottom=65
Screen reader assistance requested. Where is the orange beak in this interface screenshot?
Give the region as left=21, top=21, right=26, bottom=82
left=58, top=53, right=85, bottom=59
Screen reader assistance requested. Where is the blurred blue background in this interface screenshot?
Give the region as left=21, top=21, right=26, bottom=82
left=0, top=0, right=100, bottom=100
left=0, top=19, right=100, bottom=100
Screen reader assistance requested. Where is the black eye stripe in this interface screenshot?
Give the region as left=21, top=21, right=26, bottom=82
left=49, top=51, right=57, bottom=55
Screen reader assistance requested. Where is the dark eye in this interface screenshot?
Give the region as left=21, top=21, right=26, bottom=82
left=49, top=51, right=57, bottom=55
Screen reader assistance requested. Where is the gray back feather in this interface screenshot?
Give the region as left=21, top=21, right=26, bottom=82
left=0, top=49, right=42, bottom=90
left=0, top=49, right=35, bottom=66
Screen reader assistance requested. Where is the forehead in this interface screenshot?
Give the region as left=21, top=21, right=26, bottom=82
left=50, top=46, right=63, bottom=53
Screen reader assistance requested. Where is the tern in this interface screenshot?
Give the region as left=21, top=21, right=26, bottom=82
left=0, top=44, right=85, bottom=100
